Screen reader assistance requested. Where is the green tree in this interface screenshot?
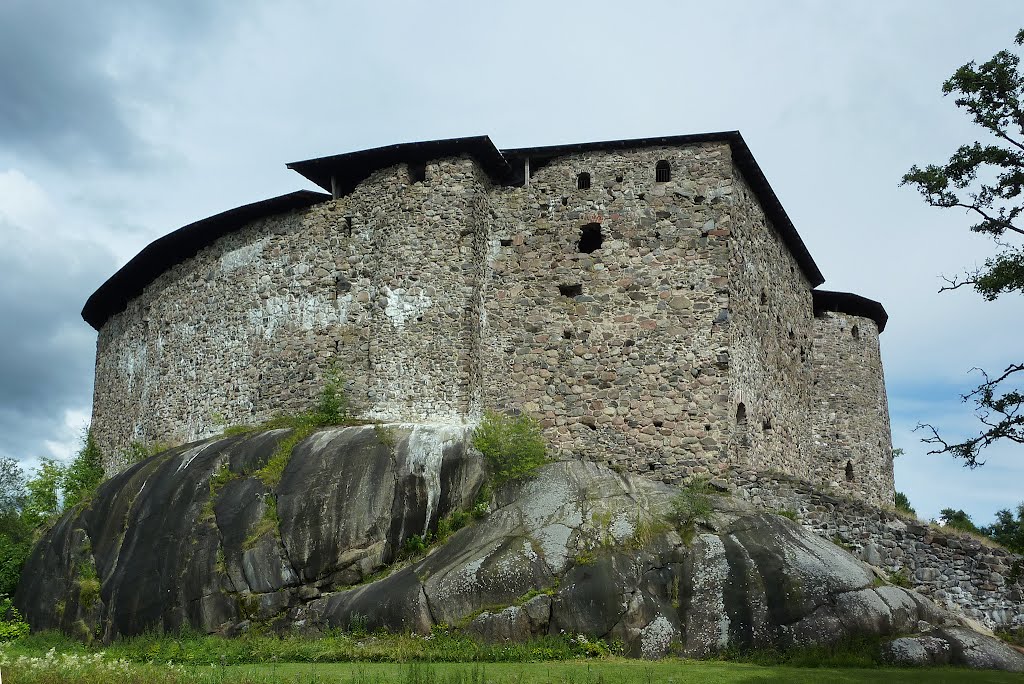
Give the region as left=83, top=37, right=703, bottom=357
left=981, top=503, right=1024, bottom=553
left=21, top=459, right=63, bottom=530
left=939, top=508, right=981, bottom=534
left=0, top=459, right=30, bottom=597
left=61, top=431, right=104, bottom=509
left=902, top=29, right=1024, bottom=467
left=894, top=491, right=916, bottom=516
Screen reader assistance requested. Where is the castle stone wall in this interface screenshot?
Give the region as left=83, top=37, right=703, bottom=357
left=92, top=158, right=493, bottom=469
left=91, top=143, right=896, bottom=499
left=480, top=144, right=734, bottom=483
left=734, top=471, right=1022, bottom=631
left=810, top=311, right=895, bottom=506
left=727, top=169, right=816, bottom=476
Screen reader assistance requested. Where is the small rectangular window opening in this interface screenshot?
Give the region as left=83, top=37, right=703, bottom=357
left=409, top=162, right=427, bottom=183
left=558, top=283, right=583, bottom=298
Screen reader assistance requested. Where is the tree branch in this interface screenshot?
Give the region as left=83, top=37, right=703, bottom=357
left=953, top=202, right=1024, bottom=236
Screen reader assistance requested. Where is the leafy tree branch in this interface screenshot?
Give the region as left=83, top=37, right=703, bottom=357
left=903, top=28, right=1024, bottom=465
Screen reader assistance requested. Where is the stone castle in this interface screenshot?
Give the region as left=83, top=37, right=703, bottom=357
left=82, top=132, right=895, bottom=505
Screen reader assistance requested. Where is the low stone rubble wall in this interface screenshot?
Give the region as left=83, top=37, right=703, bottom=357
left=729, top=470, right=1023, bottom=632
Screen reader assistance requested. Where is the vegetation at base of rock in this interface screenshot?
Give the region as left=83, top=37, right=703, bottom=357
left=250, top=371, right=360, bottom=488
left=774, top=508, right=798, bottom=521
left=122, top=440, right=177, bottom=466
left=6, top=628, right=624, bottom=665
left=2, top=631, right=1022, bottom=683
left=894, top=491, right=916, bottom=516
left=0, top=433, right=113, bottom=599
left=471, top=410, right=547, bottom=486
left=669, top=478, right=714, bottom=544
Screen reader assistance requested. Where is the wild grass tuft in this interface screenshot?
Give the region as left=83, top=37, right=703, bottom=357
left=670, top=477, right=714, bottom=545
left=242, top=496, right=280, bottom=549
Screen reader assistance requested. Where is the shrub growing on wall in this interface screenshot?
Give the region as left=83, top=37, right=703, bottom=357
left=471, top=410, right=547, bottom=486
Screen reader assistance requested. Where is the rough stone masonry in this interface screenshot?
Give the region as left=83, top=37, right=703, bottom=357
left=82, top=133, right=894, bottom=506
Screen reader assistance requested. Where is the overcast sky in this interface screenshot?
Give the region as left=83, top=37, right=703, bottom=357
left=1, top=0, right=1021, bottom=524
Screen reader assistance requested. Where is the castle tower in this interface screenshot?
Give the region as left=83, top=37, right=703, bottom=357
left=810, top=291, right=894, bottom=506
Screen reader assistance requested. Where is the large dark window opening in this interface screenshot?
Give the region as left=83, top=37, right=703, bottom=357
left=655, top=160, right=671, bottom=182
left=578, top=223, right=603, bottom=253
left=577, top=172, right=591, bottom=190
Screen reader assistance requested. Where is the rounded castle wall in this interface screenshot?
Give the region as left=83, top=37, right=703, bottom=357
left=810, top=311, right=895, bottom=506
left=92, top=157, right=491, bottom=470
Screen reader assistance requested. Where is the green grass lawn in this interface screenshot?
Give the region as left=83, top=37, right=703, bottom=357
left=3, top=631, right=1023, bottom=683
left=227, top=660, right=1024, bottom=683
left=5, top=658, right=1023, bottom=684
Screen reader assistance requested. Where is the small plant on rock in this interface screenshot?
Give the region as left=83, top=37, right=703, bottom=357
left=888, top=568, right=913, bottom=588
left=471, top=410, right=547, bottom=487
left=670, top=477, right=714, bottom=545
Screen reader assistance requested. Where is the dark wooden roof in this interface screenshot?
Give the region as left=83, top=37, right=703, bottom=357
left=287, top=136, right=515, bottom=195
left=81, top=190, right=330, bottom=330
left=812, top=290, right=888, bottom=332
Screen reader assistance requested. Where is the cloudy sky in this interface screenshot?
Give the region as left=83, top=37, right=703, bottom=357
left=1, top=0, right=1021, bottom=524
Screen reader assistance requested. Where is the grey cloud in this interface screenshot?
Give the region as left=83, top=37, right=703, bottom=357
left=0, top=220, right=115, bottom=461
left=0, top=0, right=230, bottom=167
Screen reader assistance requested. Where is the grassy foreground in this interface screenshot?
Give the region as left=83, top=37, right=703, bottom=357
left=3, top=657, right=1023, bottom=683
left=1, top=632, right=1022, bottom=683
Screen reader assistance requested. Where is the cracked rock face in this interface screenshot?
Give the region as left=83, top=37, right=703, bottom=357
left=16, top=426, right=1024, bottom=670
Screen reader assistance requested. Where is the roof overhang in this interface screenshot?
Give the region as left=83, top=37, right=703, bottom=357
left=812, top=289, right=888, bottom=332
left=287, top=135, right=515, bottom=195
left=85, top=132, right=834, bottom=331
left=81, top=190, right=330, bottom=330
